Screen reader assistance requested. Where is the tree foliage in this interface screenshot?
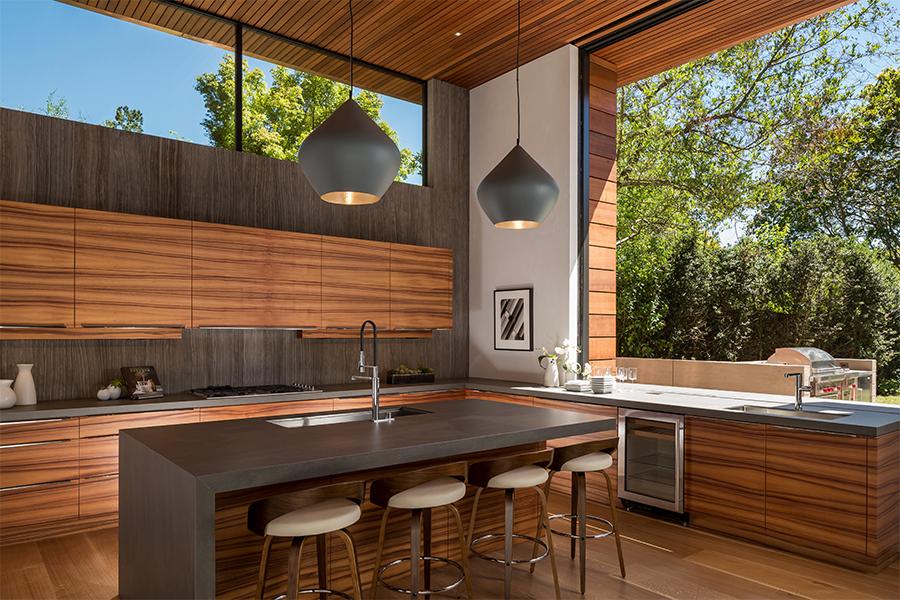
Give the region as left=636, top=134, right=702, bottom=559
left=103, top=105, right=144, bottom=133
left=195, top=55, right=421, bottom=181
left=615, top=0, right=900, bottom=392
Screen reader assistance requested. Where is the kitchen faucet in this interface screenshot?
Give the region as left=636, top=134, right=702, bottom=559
left=351, top=320, right=389, bottom=422
left=784, top=372, right=811, bottom=411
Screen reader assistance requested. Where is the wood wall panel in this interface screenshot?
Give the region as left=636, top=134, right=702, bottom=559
left=765, top=425, right=868, bottom=557
left=867, top=430, right=899, bottom=563
left=685, top=417, right=766, bottom=537
left=389, top=243, right=453, bottom=330
left=586, top=58, right=617, bottom=366
left=192, top=222, right=323, bottom=328
left=321, top=236, right=391, bottom=329
left=74, top=208, right=192, bottom=327
left=0, top=199, right=74, bottom=327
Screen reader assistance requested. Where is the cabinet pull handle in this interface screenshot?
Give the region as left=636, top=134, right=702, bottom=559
left=769, top=425, right=857, bottom=438
left=0, top=479, right=76, bottom=492
left=0, top=324, right=68, bottom=329
left=0, top=419, right=66, bottom=426
left=79, top=324, right=184, bottom=329
left=0, top=439, right=71, bottom=449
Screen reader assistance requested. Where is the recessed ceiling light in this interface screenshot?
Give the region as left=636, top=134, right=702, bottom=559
left=454, top=32, right=461, bottom=36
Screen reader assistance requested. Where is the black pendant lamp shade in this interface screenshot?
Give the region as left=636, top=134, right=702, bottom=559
left=297, top=0, right=401, bottom=205
left=476, top=0, right=559, bottom=229
left=477, top=144, right=559, bottom=229
left=298, top=99, right=401, bottom=205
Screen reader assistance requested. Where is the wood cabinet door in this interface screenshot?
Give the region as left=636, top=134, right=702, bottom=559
left=0, top=481, right=78, bottom=532
left=79, top=409, right=198, bottom=438
left=532, top=398, right=619, bottom=505
left=685, top=417, right=766, bottom=537
left=464, top=389, right=533, bottom=406
left=765, top=425, right=868, bottom=556
left=79, top=475, right=118, bottom=518
left=79, top=435, right=119, bottom=478
left=75, top=208, right=191, bottom=327
left=0, top=439, right=79, bottom=488
left=0, top=418, right=78, bottom=446
left=0, top=200, right=74, bottom=326
left=199, top=399, right=333, bottom=422
left=389, top=243, right=453, bottom=330
left=322, top=236, right=390, bottom=329
left=192, top=222, right=322, bottom=328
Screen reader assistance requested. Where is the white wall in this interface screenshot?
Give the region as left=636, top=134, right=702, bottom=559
left=468, top=45, right=580, bottom=382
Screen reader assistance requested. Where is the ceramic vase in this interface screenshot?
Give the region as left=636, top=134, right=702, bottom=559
left=543, top=358, right=560, bottom=388
left=0, top=380, right=16, bottom=409
left=13, top=364, right=36, bottom=406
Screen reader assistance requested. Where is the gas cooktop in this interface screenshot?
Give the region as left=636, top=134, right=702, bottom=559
left=190, top=384, right=322, bottom=399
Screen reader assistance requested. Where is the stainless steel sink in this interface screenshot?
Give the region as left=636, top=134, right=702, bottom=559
left=268, top=406, right=430, bottom=428
left=725, top=405, right=852, bottom=420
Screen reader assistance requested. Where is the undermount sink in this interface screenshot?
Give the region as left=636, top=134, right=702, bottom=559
left=725, top=405, right=852, bottom=420
left=268, top=406, right=430, bottom=428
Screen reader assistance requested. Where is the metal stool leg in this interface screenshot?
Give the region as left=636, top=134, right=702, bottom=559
left=503, top=489, right=514, bottom=600
left=317, top=534, right=328, bottom=600
left=370, top=507, right=391, bottom=600
left=423, top=508, right=432, bottom=592
left=256, top=535, right=274, bottom=600
left=570, top=475, right=578, bottom=560
left=287, top=536, right=306, bottom=599
left=466, top=488, right=483, bottom=550
left=603, top=470, right=626, bottom=578
left=335, top=529, right=363, bottom=600
left=535, top=486, right=561, bottom=600
left=530, top=474, right=553, bottom=574
left=447, top=504, right=473, bottom=600
left=576, top=473, right=587, bottom=594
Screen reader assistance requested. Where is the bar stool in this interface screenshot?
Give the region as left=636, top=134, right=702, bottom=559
left=467, top=449, right=560, bottom=600
left=369, top=463, right=471, bottom=599
left=536, top=439, right=625, bottom=594
left=247, top=482, right=365, bottom=600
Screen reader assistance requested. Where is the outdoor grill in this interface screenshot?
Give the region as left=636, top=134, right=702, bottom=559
left=766, top=347, right=874, bottom=402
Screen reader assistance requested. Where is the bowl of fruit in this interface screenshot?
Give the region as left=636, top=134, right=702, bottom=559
left=387, top=364, right=436, bottom=385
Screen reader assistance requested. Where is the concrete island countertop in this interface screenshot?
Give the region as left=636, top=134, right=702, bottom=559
left=2, top=377, right=897, bottom=436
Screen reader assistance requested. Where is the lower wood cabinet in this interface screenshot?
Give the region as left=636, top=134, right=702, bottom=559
left=79, top=475, right=118, bottom=518
left=465, top=389, right=533, bottom=405
left=199, top=399, right=333, bottom=422
left=765, top=425, right=868, bottom=557
left=0, top=481, right=79, bottom=532
left=685, top=417, right=766, bottom=537
left=0, top=439, right=79, bottom=488
left=79, top=409, right=199, bottom=437
left=79, top=435, right=119, bottom=479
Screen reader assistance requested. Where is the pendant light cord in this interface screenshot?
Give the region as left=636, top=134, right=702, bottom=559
left=349, top=0, right=354, bottom=100
left=516, top=0, right=521, bottom=146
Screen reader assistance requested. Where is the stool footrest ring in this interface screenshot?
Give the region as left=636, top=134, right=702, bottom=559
left=548, top=513, right=614, bottom=540
left=376, top=555, right=465, bottom=596
left=469, top=533, right=549, bottom=565
left=274, top=591, right=354, bottom=600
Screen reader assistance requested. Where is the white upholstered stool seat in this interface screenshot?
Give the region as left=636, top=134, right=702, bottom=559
left=264, top=497, right=361, bottom=538
left=388, top=476, right=467, bottom=510
left=560, top=451, right=613, bottom=473
left=487, top=464, right=549, bottom=489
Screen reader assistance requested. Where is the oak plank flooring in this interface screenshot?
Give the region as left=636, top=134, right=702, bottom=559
left=2, top=496, right=896, bottom=600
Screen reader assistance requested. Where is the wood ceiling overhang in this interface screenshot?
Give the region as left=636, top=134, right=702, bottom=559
left=64, top=0, right=853, bottom=99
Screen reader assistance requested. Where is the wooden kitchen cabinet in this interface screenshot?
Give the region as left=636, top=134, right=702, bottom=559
left=79, top=475, right=118, bottom=518
left=465, top=389, right=533, bottom=406
left=389, top=242, right=453, bottom=330
left=0, top=481, right=78, bottom=533
left=0, top=439, right=79, bottom=489
left=685, top=417, right=766, bottom=537
left=192, top=221, right=323, bottom=328
left=199, top=399, right=333, bottom=422
left=338, top=389, right=465, bottom=410
left=765, top=425, right=868, bottom=557
left=0, top=199, right=75, bottom=327
left=79, top=435, right=119, bottom=478
left=0, top=418, right=78, bottom=446
left=79, top=409, right=198, bottom=438
left=74, top=208, right=192, bottom=327
left=322, top=236, right=391, bottom=328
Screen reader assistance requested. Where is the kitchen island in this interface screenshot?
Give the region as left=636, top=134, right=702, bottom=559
left=118, top=398, right=616, bottom=599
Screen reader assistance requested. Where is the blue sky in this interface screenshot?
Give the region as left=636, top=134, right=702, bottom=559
left=0, top=0, right=423, bottom=184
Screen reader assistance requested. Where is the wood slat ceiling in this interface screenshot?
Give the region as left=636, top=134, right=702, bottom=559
left=64, top=0, right=851, bottom=99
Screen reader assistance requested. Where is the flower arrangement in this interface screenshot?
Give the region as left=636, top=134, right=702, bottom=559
left=538, top=339, right=592, bottom=386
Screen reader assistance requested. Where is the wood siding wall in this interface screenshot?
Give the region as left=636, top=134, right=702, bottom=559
left=0, top=79, right=468, bottom=401
left=586, top=56, right=617, bottom=368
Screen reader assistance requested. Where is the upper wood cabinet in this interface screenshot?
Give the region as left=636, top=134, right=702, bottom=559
left=389, top=242, right=453, bottom=330
left=192, top=222, right=323, bottom=328
left=322, top=236, right=390, bottom=329
left=685, top=417, right=766, bottom=537
left=75, top=209, right=192, bottom=327
left=0, top=199, right=75, bottom=327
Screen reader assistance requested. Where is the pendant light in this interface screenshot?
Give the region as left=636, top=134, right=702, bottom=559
left=298, top=0, right=401, bottom=205
left=476, top=0, right=559, bottom=229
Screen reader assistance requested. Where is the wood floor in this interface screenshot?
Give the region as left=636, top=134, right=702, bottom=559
left=1, top=496, right=897, bottom=600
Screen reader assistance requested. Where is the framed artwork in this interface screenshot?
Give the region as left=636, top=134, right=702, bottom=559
left=494, top=288, right=533, bottom=351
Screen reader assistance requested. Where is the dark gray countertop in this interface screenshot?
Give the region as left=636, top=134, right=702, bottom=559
left=120, top=398, right=616, bottom=492
left=2, top=377, right=897, bottom=436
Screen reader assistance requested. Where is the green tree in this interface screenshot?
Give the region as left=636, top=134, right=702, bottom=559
left=43, top=90, right=69, bottom=118
left=195, top=55, right=421, bottom=181
left=103, top=105, right=144, bottom=133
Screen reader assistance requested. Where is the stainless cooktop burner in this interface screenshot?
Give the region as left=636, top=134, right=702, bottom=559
left=190, top=384, right=321, bottom=399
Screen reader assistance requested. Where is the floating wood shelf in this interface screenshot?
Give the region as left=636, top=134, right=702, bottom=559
left=0, top=327, right=183, bottom=341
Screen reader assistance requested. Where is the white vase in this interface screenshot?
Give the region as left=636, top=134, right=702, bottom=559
left=13, top=364, right=36, bottom=406
left=0, top=380, right=16, bottom=409
left=543, top=358, right=560, bottom=388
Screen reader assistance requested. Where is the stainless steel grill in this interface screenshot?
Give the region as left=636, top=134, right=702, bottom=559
left=766, top=347, right=873, bottom=402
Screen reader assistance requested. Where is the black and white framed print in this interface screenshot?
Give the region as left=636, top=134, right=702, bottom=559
left=494, top=288, right=533, bottom=351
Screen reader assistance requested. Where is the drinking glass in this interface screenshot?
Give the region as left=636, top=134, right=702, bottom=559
left=628, top=368, right=637, bottom=383
left=616, top=367, right=626, bottom=382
